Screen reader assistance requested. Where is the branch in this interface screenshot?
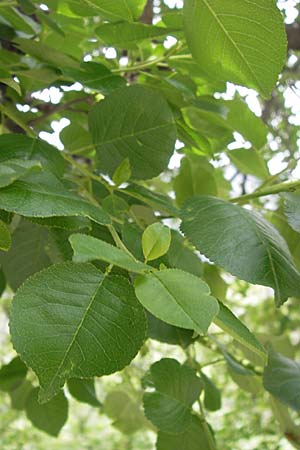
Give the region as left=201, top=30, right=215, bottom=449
left=230, top=179, right=300, bottom=204
left=286, top=23, right=300, bottom=51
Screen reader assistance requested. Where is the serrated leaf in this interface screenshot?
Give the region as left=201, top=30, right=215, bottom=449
left=0, top=356, right=27, bottom=392
left=69, top=233, right=149, bottom=273
left=89, top=85, right=177, bottom=180
left=181, top=196, right=300, bottom=306
left=157, top=415, right=216, bottom=450
left=0, top=219, right=51, bottom=290
left=25, top=388, right=68, bottom=437
left=135, top=269, right=219, bottom=334
left=67, top=378, right=101, bottom=407
left=263, top=350, right=300, bottom=411
left=0, top=171, right=110, bottom=226
left=214, top=301, right=266, bottom=362
left=0, top=159, right=41, bottom=188
left=142, top=223, right=171, bottom=262
left=184, top=0, right=287, bottom=98
left=143, top=358, right=202, bottom=434
left=10, top=263, right=146, bottom=402
left=0, top=219, right=11, bottom=251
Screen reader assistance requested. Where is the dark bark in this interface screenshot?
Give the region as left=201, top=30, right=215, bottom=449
left=140, top=0, right=153, bottom=25
left=286, top=23, right=300, bottom=51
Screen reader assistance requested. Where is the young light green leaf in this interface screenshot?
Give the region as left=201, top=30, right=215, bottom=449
left=184, top=0, right=287, bottom=98
left=67, top=0, right=147, bottom=20
left=67, top=378, right=101, bottom=407
left=89, top=85, right=177, bottom=180
left=135, top=269, right=219, bottom=334
left=69, top=233, right=150, bottom=273
left=0, top=171, right=110, bottom=226
left=142, top=223, right=171, bottom=262
left=263, top=350, right=300, bottom=411
left=143, top=358, right=202, bottom=433
left=10, top=263, right=147, bottom=402
left=112, top=158, right=131, bottom=186
left=181, top=196, right=300, bottom=306
left=228, top=148, right=269, bottom=179
left=0, top=219, right=11, bottom=251
left=25, top=388, right=68, bottom=437
left=214, top=301, right=267, bottom=362
left=157, top=415, right=216, bottom=450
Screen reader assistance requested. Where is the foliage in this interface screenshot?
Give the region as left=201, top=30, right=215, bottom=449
left=0, top=0, right=300, bottom=449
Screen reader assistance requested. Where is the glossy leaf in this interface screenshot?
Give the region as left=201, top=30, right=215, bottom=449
left=0, top=159, right=41, bottom=188
left=184, top=0, right=287, bottom=97
left=142, top=223, right=171, bottom=262
left=0, top=171, right=110, bottom=226
left=135, top=269, right=219, bottom=334
left=69, top=233, right=149, bottom=272
left=10, top=263, right=147, bottom=402
left=181, top=196, right=300, bottom=306
left=89, top=85, right=177, bottom=179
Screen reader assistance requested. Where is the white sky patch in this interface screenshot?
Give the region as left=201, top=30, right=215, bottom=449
left=39, top=118, right=70, bottom=150
left=32, top=87, right=63, bottom=104
left=164, top=35, right=177, bottom=49
left=103, top=47, right=117, bottom=59
left=163, top=0, right=183, bottom=8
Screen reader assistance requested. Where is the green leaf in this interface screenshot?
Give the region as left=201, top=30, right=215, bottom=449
left=67, top=378, right=101, bottom=407
left=113, top=158, right=132, bottom=186
left=214, top=301, right=267, bottom=362
left=96, top=22, right=175, bottom=49
left=10, top=263, right=147, bottom=402
left=0, top=219, right=51, bottom=290
left=181, top=196, right=300, bottom=306
left=89, top=85, right=177, bottom=180
left=166, top=231, right=203, bottom=277
left=63, top=62, right=125, bottom=95
left=224, top=99, right=268, bottom=149
left=0, top=171, right=110, bottom=226
left=0, top=159, right=41, bottom=188
left=0, top=219, right=11, bottom=251
left=228, top=148, right=269, bottom=179
left=263, top=350, right=300, bottom=411
left=104, top=390, right=149, bottom=434
left=25, top=388, right=68, bottom=437
left=0, top=134, right=65, bottom=177
left=184, top=0, right=287, bottom=98
left=69, top=233, right=149, bottom=273
left=283, top=191, right=300, bottom=233
left=67, top=0, right=146, bottom=20
left=135, top=269, right=219, bottom=334
left=142, top=223, right=171, bottom=262
left=123, top=183, right=179, bottom=216
left=201, top=372, right=221, bottom=412
left=203, top=265, right=227, bottom=300
left=0, top=269, right=6, bottom=296
left=143, top=358, right=202, bottom=433
left=157, top=415, right=216, bottom=450
left=174, top=155, right=218, bottom=207
left=147, top=312, right=195, bottom=348
left=226, top=354, right=262, bottom=394
left=0, top=356, right=27, bottom=392
left=10, top=380, right=33, bottom=411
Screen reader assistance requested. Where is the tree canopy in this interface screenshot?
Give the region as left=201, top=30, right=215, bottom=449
left=1, top=0, right=300, bottom=449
